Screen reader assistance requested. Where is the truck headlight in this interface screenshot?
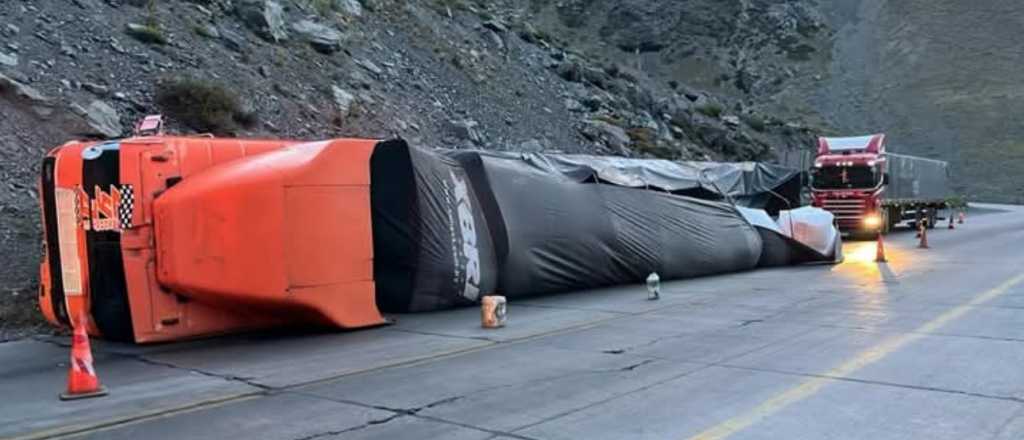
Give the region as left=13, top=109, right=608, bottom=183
left=863, top=215, right=881, bottom=228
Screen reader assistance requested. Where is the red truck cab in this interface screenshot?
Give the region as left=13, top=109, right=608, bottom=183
left=810, top=134, right=888, bottom=233
left=38, top=129, right=388, bottom=343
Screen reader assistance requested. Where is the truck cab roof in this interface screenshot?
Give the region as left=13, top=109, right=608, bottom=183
left=818, top=134, right=886, bottom=155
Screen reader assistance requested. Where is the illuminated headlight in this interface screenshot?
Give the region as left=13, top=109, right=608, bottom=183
left=867, top=160, right=876, bottom=167
left=863, top=215, right=881, bottom=228
left=814, top=162, right=823, bottom=168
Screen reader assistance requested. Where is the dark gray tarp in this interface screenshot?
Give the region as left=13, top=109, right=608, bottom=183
left=451, top=151, right=763, bottom=297
left=370, top=141, right=831, bottom=313
left=444, top=152, right=802, bottom=215
left=370, top=140, right=499, bottom=313
left=885, top=153, right=952, bottom=201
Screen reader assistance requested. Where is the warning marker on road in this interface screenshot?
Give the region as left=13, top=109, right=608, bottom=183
left=918, top=222, right=930, bottom=249
left=60, top=316, right=108, bottom=401
left=481, top=296, right=507, bottom=329
left=959, top=211, right=966, bottom=224
left=646, top=272, right=661, bottom=301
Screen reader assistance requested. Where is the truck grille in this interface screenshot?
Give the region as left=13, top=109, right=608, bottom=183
left=821, top=199, right=865, bottom=225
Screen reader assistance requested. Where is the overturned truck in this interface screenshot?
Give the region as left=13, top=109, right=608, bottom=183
left=38, top=137, right=838, bottom=343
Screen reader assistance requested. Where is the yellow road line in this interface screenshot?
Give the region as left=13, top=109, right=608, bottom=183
left=6, top=392, right=262, bottom=440
left=689, top=272, right=1024, bottom=440
left=11, top=312, right=623, bottom=440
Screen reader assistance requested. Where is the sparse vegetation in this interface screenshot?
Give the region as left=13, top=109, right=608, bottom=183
left=742, top=114, right=766, bottom=132
left=308, top=0, right=336, bottom=16
left=628, top=127, right=676, bottom=159
left=592, top=113, right=625, bottom=127
left=155, top=76, right=256, bottom=135
left=946, top=195, right=969, bottom=209
left=192, top=24, right=218, bottom=39
left=695, top=102, right=724, bottom=118
left=125, top=23, right=167, bottom=45
left=145, top=0, right=158, bottom=27
left=123, top=0, right=167, bottom=44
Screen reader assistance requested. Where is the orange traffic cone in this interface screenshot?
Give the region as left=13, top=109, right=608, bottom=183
left=958, top=211, right=965, bottom=224
left=60, top=317, right=108, bottom=401
left=918, top=223, right=930, bottom=249
left=875, top=232, right=887, bottom=263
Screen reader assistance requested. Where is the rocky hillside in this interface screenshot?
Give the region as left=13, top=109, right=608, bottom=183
left=807, top=0, right=1024, bottom=203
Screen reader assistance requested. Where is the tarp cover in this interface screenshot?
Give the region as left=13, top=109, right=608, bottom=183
left=776, top=207, right=842, bottom=258
left=885, top=153, right=952, bottom=201
left=370, top=140, right=499, bottom=312
left=371, top=141, right=835, bottom=313
left=466, top=152, right=801, bottom=215
left=451, top=151, right=763, bottom=298
left=738, top=207, right=842, bottom=267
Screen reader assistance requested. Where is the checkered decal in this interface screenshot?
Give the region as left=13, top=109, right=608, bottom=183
left=118, top=184, right=134, bottom=231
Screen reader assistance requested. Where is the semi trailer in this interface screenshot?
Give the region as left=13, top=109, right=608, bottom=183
left=36, top=118, right=840, bottom=343
left=810, top=134, right=953, bottom=234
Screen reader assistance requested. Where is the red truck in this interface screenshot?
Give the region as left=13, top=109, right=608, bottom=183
left=811, top=134, right=952, bottom=235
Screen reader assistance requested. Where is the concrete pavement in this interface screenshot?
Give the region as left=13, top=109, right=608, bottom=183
left=2, top=204, right=1023, bottom=440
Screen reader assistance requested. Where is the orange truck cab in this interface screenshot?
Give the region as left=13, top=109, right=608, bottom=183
left=39, top=134, right=388, bottom=343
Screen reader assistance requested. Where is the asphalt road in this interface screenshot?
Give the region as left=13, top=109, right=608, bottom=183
left=3, top=204, right=1023, bottom=440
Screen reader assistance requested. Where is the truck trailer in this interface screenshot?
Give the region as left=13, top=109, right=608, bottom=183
left=810, top=134, right=952, bottom=234
left=37, top=122, right=840, bottom=343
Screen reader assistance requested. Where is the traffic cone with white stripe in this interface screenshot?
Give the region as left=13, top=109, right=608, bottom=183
left=958, top=211, right=965, bottom=224
left=59, top=315, right=108, bottom=401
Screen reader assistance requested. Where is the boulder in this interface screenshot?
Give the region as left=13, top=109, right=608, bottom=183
left=580, top=120, right=630, bottom=152
left=71, top=101, right=123, bottom=139
left=335, top=0, right=363, bottom=17
left=331, top=85, right=356, bottom=118
left=219, top=27, right=249, bottom=52
left=291, top=20, right=343, bottom=54
left=0, top=52, right=17, bottom=67
left=448, top=119, right=483, bottom=145
left=483, top=19, right=508, bottom=33
left=518, top=22, right=544, bottom=44
left=517, top=139, right=547, bottom=153
left=722, top=115, right=741, bottom=127
left=235, top=0, right=288, bottom=42
left=564, top=98, right=584, bottom=113
left=354, top=58, right=383, bottom=77
left=0, top=73, right=49, bottom=103
left=82, top=82, right=110, bottom=96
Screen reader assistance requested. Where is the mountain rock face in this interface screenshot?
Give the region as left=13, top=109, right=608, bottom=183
left=0, top=0, right=1018, bottom=335
left=809, top=0, right=1024, bottom=202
